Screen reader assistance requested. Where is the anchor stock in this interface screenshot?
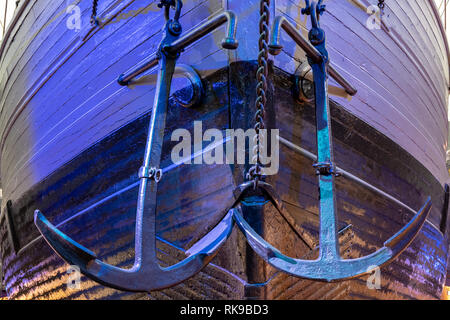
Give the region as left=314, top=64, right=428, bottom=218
left=34, top=1, right=240, bottom=292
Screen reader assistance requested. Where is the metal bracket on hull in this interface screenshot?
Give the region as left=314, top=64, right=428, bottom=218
left=234, top=0, right=432, bottom=282
left=34, top=2, right=239, bottom=292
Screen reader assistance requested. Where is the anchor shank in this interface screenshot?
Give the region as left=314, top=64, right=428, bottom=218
left=309, top=29, right=340, bottom=262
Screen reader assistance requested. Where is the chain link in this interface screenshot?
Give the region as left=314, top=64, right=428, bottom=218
left=247, top=0, right=270, bottom=187
left=378, top=0, right=385, bottom=11
left=91, top=0, right=99, bottom=26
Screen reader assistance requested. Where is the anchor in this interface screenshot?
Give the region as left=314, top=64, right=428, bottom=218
left=32, top=0, right=433, bottom=291
left=34, top=1, right=241, bottom=292
left=232, top=0, right=432, bottom=282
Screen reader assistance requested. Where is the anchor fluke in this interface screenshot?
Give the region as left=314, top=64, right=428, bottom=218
left=35, top=210, right=97, bottom=264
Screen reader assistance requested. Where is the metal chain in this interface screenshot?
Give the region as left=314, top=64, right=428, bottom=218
left=91, top=0, right=99, bottom=26
left=378, top=0, right=385, bottom=11
left=247, top=0, right=270, bottom=187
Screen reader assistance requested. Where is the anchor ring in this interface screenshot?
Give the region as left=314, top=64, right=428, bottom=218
left=232, top=181, right=432, bottom=282
left=159, top=0, right=183, bottom=35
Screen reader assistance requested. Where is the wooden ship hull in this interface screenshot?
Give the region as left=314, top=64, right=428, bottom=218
left=0, top=0, right=449, bottom=300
